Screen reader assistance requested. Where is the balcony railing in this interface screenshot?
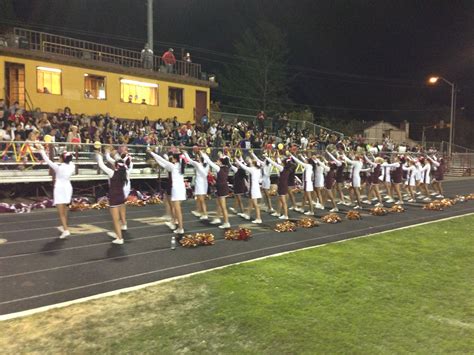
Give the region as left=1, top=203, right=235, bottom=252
left=12, top=27, right=204, bottom=80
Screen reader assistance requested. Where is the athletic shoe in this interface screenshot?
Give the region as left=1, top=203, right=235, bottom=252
left=165, top=221, right=177, bottom=230
left=362, top=200, right=372, bottom=205
left=315, top=203, right=324, bottom=210
left=337, top=201, right=344, bottom=205
left=423, top=197, right=432, bottom=202
left=271, top=212, right=280, bottom=217
left=121, top=224, right=128, bottom=231
left=371, top=197, right=378, bottom=201
left=268, top=208, right=276, bottom=214
left=289, top=206, right=295, bottom=211
left=375, top=202, right=384, bottom=207
left=383, top=195, right=391, bottom=200
left=353, top=205, right=361, bottom=210
left=416, top=191, right=422, bottom=195
left=304, top=211, right=314, bottom=216
left=295, top=207, right=304, bottom=213
left=241, top=213, right=251, bottom=220
left=57, top=226, right=64, bottom=233
left=112, top=238, right=124, bottom=245
left=218, top=223, right=231, bottom=229
left=436, top=194, right=444, bottom=198
left=191, top=210, right=201, bottom=217
left=173, top=228, right=184, bottom=234
left=279, top=215, right=289, bottom=220
left=252, top=219, right=262, bottom=224
left=329, top=207, right=339, bottom=212
left=395, top=201, right=404, bottom=205
left=210, top=218, right=222, bottom=225
left=407, top=199, right=416, bottom=203
left=199, top=215, right=209, bottom=220
left=430, top=192, right=438, bottom=196
left=344, top=201, right=353, bottom=206
left=386, top=198, right=395, bottom=203
left=107, top=231, right=117, bottom=239
left=59, top=230, right=70, bottom=239
left=360, top=195, right=367, bottom=199
left=229, top=207, right=237, bottom=214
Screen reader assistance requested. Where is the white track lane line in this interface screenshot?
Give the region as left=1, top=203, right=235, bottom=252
left=1, top=211, right=472, bottom=321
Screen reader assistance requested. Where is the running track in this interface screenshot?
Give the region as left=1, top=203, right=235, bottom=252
left=0, top=178, right=473, bottom=316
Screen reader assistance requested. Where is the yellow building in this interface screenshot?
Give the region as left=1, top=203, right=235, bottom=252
left=0, top=28, right=216, bottom=121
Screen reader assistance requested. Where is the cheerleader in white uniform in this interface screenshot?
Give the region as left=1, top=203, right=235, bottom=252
left=105, top=149, right=133, bottom=231
left=402, top=160, right=417, bottom=202
left=342, top=154, right=367, bottom=209
left=38, top=145, right=75, bottom=239
left=96, top=153, right=128, bottom=244
left=251, top=151, right=275, bottom=213
left=149, top=150, right=187, bottom=234
left=235, top=156, right=263, bottom=223
left=290, top=154, right=315, bottom=215
left=183, top=151, right=210, bottom=220
left=312, top=156, right=329, bottom=210
left=418, top=157, right=433, bottom=201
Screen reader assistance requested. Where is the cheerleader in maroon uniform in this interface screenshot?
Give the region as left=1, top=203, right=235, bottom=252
left=383, top=156, right=404, bottom=204
left=266, top=156, right=291, bottom=220
left=326, top=150, right=348, bottom=205
left=287, top=161, right=298, bottom=211
left=230, top=159, right=248, bottom=217
left=202, top=152, right=231, bottom=228
left=324, top=158, right=340, bottom=212
left=428, top=155, right=445, bottom=198
left=364, top=155, right=385, bottom=207
left=96, top=153, right=128, bottom=244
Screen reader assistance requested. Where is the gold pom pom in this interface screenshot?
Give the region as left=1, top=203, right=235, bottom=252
left=297, top=218, right=319, bottom=228
left=321, top=213, right=342, bottom=223
left=274, top=221, right=297, bottom=232
left=370, top=207, right=388, bottom=216
left=179, top=233, right=215, bottom=247
left=346, top=210, right=362, bottom=220
left=224, top=228, right=252, bottom=240
left=389, top=205, right=405, bottom=213
left=423, top=201, right=444, bottom=211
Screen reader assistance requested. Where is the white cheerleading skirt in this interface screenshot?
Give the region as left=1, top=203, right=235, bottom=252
left=314, top=175, right=324, bottom=188
left=171, top=183, right=186, bottom=201
left=123, top=181, right=131, bottom=198
left=351, top=175, right=361, bottom=188
left=305, top=180, right=314, bottom=192
left=194, top=177, right=208, bottom=196
left=261, top=176, right=271, bottom=190
left=53, top=180, right=73, bottom=205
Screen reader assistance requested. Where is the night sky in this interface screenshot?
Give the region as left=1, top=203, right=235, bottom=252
left=3, top=0, right=474, bottom=126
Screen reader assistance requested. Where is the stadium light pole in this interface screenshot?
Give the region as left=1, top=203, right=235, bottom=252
left=428, top=76, right=456, bottom=156
left=147, top=0, right=154, bottom=51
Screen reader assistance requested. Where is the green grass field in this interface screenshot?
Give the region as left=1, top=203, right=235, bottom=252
left=1, top=215, right=474, bottom=354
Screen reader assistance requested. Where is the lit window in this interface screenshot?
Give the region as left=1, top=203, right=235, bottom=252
left=37, top=67, right=61, bottom=95
left=169, top=87, right=184, bottom=108
left=84, top=74, right=106, bottom=100
left=120, top=79, right=158, bottom=105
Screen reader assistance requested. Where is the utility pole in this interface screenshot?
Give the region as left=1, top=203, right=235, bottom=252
left=147, top=0, right=154, bottom=51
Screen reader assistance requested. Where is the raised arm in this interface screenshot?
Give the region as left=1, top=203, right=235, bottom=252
left=383, top=162, right=400, bottom=168
left=364, top=155, right=377, bottom=167
left=105, top=151, right=116, bottom=165
left=235, top=158, right=252, bottom=173
left=39, top=148, right=59, bottom=172
left=201, top=152, right=220, bottom=172
left=265, top=157, right=283, bottom=172
left=96, top=154, right=114, bottom=178
left=149, top=151, right=174, bottom=171
left=427, top=156, right=440, bottom=167
left=250, top=151, right=264, bottom=166
left=326, top=151, right=342, bottom=166
left=342, top=154, right=355, bottom=165
left=290, top=154, right=307, bottom=169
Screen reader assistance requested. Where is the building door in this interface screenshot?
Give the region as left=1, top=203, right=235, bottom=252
left=195, top=90, right=207, bottom=124
left=5, top=62, right=26, bottom=109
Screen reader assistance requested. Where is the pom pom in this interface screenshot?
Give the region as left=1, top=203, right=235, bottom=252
left=321, top=213, right=342, bottom=223
left=370, top=207, right=389, bottom=216
left=346, top=210, right=362, bottom=220
left=297, top=218, right=319, bottom=228
left=179, top=233, right=215, bottom=247
left=224, top=228, right=252, bottom=241
left=389, top=205, right=405, bottom=213
left=274, top=221, right=297, bottom=232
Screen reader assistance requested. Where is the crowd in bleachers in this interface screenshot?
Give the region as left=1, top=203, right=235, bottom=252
left=0, top=102, right=427, bottom=156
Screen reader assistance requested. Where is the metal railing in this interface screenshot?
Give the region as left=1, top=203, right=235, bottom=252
left=13, top=27, right=203, bottom=80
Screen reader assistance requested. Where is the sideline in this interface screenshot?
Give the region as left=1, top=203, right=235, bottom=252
left=1, top=212, right=473, bottom=322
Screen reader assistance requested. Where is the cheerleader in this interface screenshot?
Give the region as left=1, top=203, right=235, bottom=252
left=312, top=156, right=329, bottom=210
left=382, top=156, right=404, bottom=204
left=323, top=158, right=340, bottom=212
left=96, top=153, right=128, bottom=244
left=105, top=148, right=133, bottom=230
left=266, top=156, right=291, bottom=220
left=251, top=151, right=275, bottom=213
left=342, top=153, right=367, bottom=209
left=428, top=155, right=445, bottom=198
left=183, top=151, right=209, bottom=220
left=290, top=154, right=315, bottom=215
left=229, top=158, right=247, bottom=216
left=201, top=152, right=231, bottom=228
left=38, top=145, right=75, bottom=239
left=380, top=157, right=395, bottom=203
left=326, top=150, right=348, bottom=205
left=287, top=160, right=298, bottom=211
left=364, top=155, right=384, bottom=207
left=235, top=156, right=263, bottom=223
left=149, top=150, right=187, bottom=234
left=402, top=159, right=417, bottom=202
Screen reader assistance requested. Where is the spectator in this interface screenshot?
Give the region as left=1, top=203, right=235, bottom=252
left=200, top=113, right=209, bottom=130
left=256, top=110, right=266, bottom=131
left=162, top=48, right=176, bottom=74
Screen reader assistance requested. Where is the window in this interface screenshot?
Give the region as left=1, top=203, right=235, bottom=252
left=168, top=87, right=184, bottom=108
left=120, top=79, right=158, bottom=105
left=84, top=74, right=106, bottom=100
left=37, top=67, right=61, bottom=95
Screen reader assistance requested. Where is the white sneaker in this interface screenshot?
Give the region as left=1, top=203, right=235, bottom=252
left=395, top=200, right=404, bottom=205
left=354, top=205, right=361, bottom=210
left=229, top=207, right=237, bottom=214
left=271, top=212, right=280, bottom=217
left=165, top=221, right=177, bottom=230
left=372, top=197, right=378, bottom=201
left=191, top=210, right=201, bottom=217
left=59, top=230, right=70, bottom=239
left=416, top=191, right=421, bottom=195
left=210, top=218, right=222, bottom=225
left=199, top=215, right=209, bottom=220
left=436, top=194, right=444, bottom=198
left=304, top=211, right=314, bottom=216
left=329, top=207, right=339, bottom=212
left=407, top=199, right=416, bottom=203
left=240, top=213, right=251, bottom=220
left=423, top=197, right=432, bottom=202
left=375, top=202, right=383, bottom=207
left=219, top=223, right=231, bottom=229
left=121, top=224, right=128, bottom=231
left=268, top=208, right=275, bottom=214
left=383, top=195, right=390, bottom=200
left=112, top=238, right=124, bottom=245
left=252, top=219, right=262, bottom=224
left=289, top=206, right=295, bottom=211
left=107, top=231, right=118, bottom=239
left=386, top=199, right=395, bottom=203
left=362, top=200, right=372, bottom=205
left=344, top=201, right=353, bottom=206
left=57, top=226, right=64, bottom=233
left=173, top=228, right=184, bottom=234
left=279, top=215, right=289, bottom=220
left=295, top=207, right=304, bottom=213
left=315, top=203, right=324, bottom=210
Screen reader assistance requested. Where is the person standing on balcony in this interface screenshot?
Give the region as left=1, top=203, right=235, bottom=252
left=162, top=48, right=176, bottom=74
left=256, top=110, right=266, bottom=131
left=141, top=43, right=154, bottom=70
